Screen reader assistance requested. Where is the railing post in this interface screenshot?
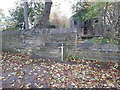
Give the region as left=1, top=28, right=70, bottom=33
left=75, top=34, right=77, bottom=51
left=61, top=43, right=64, bottom=61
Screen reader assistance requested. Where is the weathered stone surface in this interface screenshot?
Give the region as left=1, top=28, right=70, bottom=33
left=2, top=30, right=120, bottom=62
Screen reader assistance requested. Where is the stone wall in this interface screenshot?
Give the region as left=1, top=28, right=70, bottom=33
left=2, top=29, right=77, bottom=61
left=2, top=29, right=120, bottom=62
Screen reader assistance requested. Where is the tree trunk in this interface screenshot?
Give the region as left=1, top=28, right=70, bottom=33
left=110, top=2, right=119, bottom=40
left=37, top=1, right=52, bottom=28
left=24, top=2, right=29, bottom=30
left=88, top=19, right=94, bottom=36
left=103, top=2, right=108, bottom=36
left=113, top=2, right=119, bottom=32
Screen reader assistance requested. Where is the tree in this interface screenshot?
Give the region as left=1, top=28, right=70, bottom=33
left=0, top=8, right=17, bottom=30
left=9, top=1, right=44, bottom=29
left=72, top=1, right=119, bottom=40
left=49, top=11, right=61, bottom=27
left=24, top=2, right=29, bottom=29
left=36, top=0, right=52, bottom=28
left=72, top=2, right=90, bottom=22
left=0, top=9, right=4, bottom=30
left=49, top=8, right=70, bottom=28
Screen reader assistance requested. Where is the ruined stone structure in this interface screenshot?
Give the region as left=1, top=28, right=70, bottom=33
left=70, top=18, right=103, bottom=36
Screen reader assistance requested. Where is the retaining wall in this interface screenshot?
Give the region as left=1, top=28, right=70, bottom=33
left=1, top=30, right=120, bottom=62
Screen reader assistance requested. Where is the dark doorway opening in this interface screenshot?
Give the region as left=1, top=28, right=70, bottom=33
left=74, top=21, right=77, bottom=25
left=84, top=27, right=87, bottom=35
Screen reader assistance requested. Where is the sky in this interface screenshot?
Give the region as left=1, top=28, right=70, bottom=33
left=0, top=0, right=78, bottom=18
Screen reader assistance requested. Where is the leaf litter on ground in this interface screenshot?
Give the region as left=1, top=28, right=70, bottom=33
left=1, top=52, right=120, bottom=88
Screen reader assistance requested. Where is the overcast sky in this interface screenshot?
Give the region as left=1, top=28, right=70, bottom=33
left=0, top=0, right=78, bottom=18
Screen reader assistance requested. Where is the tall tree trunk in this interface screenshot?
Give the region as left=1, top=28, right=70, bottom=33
left=103, top=2, right=108, bottom=36
left=88, top=19, right=94, bottom=36
left=118, top=2, right=120, bottom=44
left=110, top=2, right=119, bottom=40
left=24, top=2, right=29, bottom=30
left=112, top=2, right=119, bottom=32
left=38, top=1, right=52, bottom=28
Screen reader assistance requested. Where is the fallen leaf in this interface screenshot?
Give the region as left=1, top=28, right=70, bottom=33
left=102, top=76, right=106, bottom=79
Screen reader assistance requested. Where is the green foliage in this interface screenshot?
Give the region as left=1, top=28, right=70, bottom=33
left=72, top=2, right=89, bottom=21
left=0, top=8, right=5, bottom=30
left=5, top=27, right=19, bottom=30
left=0, top=9, right=3, bottom=21
left=65, top=55, right=82, bottom=61
left=2, top=48, right=21, bottom=54
left=72, top=1, right=119, bottom=43
left=83, top=2, right=106, bottom=21
left=9, top=2, right=44, bottom=29
left=65, top=55, right=98, bottom=62
left=72, top=2, right=107, bottom=21
left=10, top=7, right=24, bottom=29
left=28, top=2, right=44, bottom=26
left=101, top=38, right=109, bottom=43
left=0, top=9, right=13, bottom=30
left=85, top=32, right=119, bottom=44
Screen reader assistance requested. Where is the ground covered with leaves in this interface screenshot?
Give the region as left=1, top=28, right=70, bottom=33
left=1, top=52, right=120, bottom=88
